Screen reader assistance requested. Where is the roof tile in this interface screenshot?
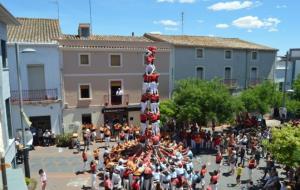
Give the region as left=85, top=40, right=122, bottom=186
left=7, top=17, right=61, bottom=43
left=144, top=33, right=277, bottom=51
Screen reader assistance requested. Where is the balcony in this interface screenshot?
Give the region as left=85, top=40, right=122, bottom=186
left=104, top=94, right=129, bottom=107
left=248, top=78, right=262, bottom=86
left=222, top=79, right=238, bottom=88
left=11, top=89, right=58, bottom=103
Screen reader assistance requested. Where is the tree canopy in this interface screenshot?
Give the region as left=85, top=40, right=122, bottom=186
left=160, top=79, right=238, bottom=125
left=239, top=81, right=282, bottom=114
left=263, top=124, right=300, bottom=167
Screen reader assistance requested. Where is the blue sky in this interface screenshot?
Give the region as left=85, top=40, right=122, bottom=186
left=1, top=0, right=299, bottom=55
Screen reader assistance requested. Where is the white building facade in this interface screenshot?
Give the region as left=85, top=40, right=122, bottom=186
left=0, top=4, right=28, bottom=190
left=7, top=18, right=62, bottom=136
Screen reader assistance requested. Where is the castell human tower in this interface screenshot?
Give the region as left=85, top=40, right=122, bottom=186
left=140, top=46, right=160, bottom=139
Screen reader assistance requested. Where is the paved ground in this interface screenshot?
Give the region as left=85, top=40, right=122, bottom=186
left=23, top=138, right=285, bottom=190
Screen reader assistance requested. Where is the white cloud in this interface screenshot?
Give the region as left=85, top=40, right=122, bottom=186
left=232, top=16, right=281, bottom=32
left=149, top=31, right=162, bottom=35
left=208, top=1, right=255, bottom=11
left=178, top=0, right=196, bottom=3
left=165, top=27, right=178, bottom=31
left=153, top=19, right=179, bottom=26
left=208, top=34, right=215, bottom=37
left=276, top=5, right=287, bottom=9
left=197, top=19, right=204, bottom=23
left=216, top=23, right=229, bottom=29
left=157, top=0, right=175, bottom=3
left=157, top=0, right=195, bottom=3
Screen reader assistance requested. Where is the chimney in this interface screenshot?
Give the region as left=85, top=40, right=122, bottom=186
left=78, top=23, right=90, bottom=37
left=131, top=32, right=134, bottom=37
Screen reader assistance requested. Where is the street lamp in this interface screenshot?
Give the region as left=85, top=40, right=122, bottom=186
left=278, top=52, right=290, bottom=108
left=15, top=43, right=36, bottom=178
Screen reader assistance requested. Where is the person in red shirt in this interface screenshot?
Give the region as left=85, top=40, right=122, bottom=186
left=200, top=164, right=207, bottom=189
left=82, top=150, right=88, bottom=172
left=123, top=168, right=132, bottom=190
left=210, top=170, right=219, bottom=190
left=150, top=93, right=159, bottom=113
left=132, top=178, right=140, bottom=190
left=215, top=151, right=223, bottom=171
left=141, top=93, right=149, bottom=113
left=90, top=160, right=97, bottom=189
left=140, top=113, right=147, bottom=135
left=142, top=73, right=151, bottom=93
left=104, top=175, right=112, bottom=190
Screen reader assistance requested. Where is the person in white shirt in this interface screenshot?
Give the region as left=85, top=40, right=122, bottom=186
left=39, top=169, right=47, bottom=190
left=116, top=88, right=123, bottom=96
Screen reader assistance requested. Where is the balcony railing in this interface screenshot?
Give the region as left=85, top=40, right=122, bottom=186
left=222, top=79, right=238, bottom=88
left=104, top=94, right=129, bottom=106
left=248, top=78, right=262, bottom=86
left=11, top=88, right=58, bottom=102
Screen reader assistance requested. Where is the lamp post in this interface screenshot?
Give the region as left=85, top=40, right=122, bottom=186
left=282, top=51, right=290, bottom=108
left=15, top=43, right=36, bottom=178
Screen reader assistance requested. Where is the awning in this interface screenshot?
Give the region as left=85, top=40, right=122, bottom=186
left=21, top=111, right=32, bottom=127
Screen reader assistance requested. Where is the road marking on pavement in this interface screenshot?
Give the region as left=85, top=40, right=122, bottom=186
left=66, top=178, right=89, bottom=187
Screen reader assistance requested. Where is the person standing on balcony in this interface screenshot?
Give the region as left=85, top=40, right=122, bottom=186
left=116, top=88, right=123, bottom=96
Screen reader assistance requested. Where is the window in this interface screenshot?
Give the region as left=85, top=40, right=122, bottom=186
left=196, top=67, right=204, bottom=79
left=196, top=48, right=204, bottom=58
left=250, top=67, right=258, bottom=79
left=225, top=67, right=231, bottom=79
left=225, top=50, right=232, bottom=59
left=110, top=81, right=122, bottom=105
left=251, top=51, right=258, bottom=60
left=5, top=99, right=12, bottom=139
left=82, top=114, right=92, bottom=124
left=79, top=54, right=90, bottom=66
left=79, top=84, right=91, bottom=99
left=110, top=54, right=121, bottom=67
left=1, top=40, right=7, bottom=68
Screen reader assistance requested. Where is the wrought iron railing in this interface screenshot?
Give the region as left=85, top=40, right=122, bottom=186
left=11, top=88, right=58, bottom=102
left=104, top=94, right=129, bottom=106
left=222, top=79, right=238, bottom=88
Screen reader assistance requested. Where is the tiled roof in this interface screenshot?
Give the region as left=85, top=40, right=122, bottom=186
left=7, top=17, right=61, bottom=43
left=144, top=33, right=277, bottom=51
left=60, top=34, right=153, bottom=42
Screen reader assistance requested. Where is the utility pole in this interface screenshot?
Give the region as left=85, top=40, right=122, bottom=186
left=89, top=0, right=93, bottom=35
left=282, top=51, right=289, bottom=108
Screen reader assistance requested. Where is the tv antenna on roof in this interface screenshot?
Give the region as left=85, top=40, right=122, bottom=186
left=89, top=0, right=93, bottom=35
left=181, top=11, right=184, bottom=35
left=50, top=0, right=60, bottom=21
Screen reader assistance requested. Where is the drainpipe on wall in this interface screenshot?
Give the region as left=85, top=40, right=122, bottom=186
left=1, top=152, right=8, bottom=190
left=244, top=49, right=249, bottom=89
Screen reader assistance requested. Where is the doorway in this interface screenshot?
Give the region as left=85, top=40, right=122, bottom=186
left=29, top=116, right=51, bottom=131
left=110, top=81, right=122, bottom=105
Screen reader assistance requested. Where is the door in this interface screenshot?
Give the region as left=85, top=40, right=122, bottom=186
left=225, top=67, right=231, bottom=79
left=28, top=65, right=46, bottom=90
left=250, top=67, right=258, bottom=79
left=110, top=81, right=122, bottom=105
left=29, top=116, right=51, bottom=131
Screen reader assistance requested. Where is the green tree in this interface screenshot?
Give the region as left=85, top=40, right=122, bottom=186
left=263, top=124, right=300, bottom=167
left=168, top=78, right=238, bottom=125
left=239, top=81, right=282, bottom=114
left=292, top=74, right=300, bottom=100
left=159, top=99, right=176, bottom=125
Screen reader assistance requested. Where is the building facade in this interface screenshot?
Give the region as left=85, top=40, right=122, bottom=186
left=59, top=25, right=171, bottom=133
left=145, top=34, right=277, bottom=91
left=7, top=18, right=62, bottom=135
left=0, top=4, right=27, bottom=190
